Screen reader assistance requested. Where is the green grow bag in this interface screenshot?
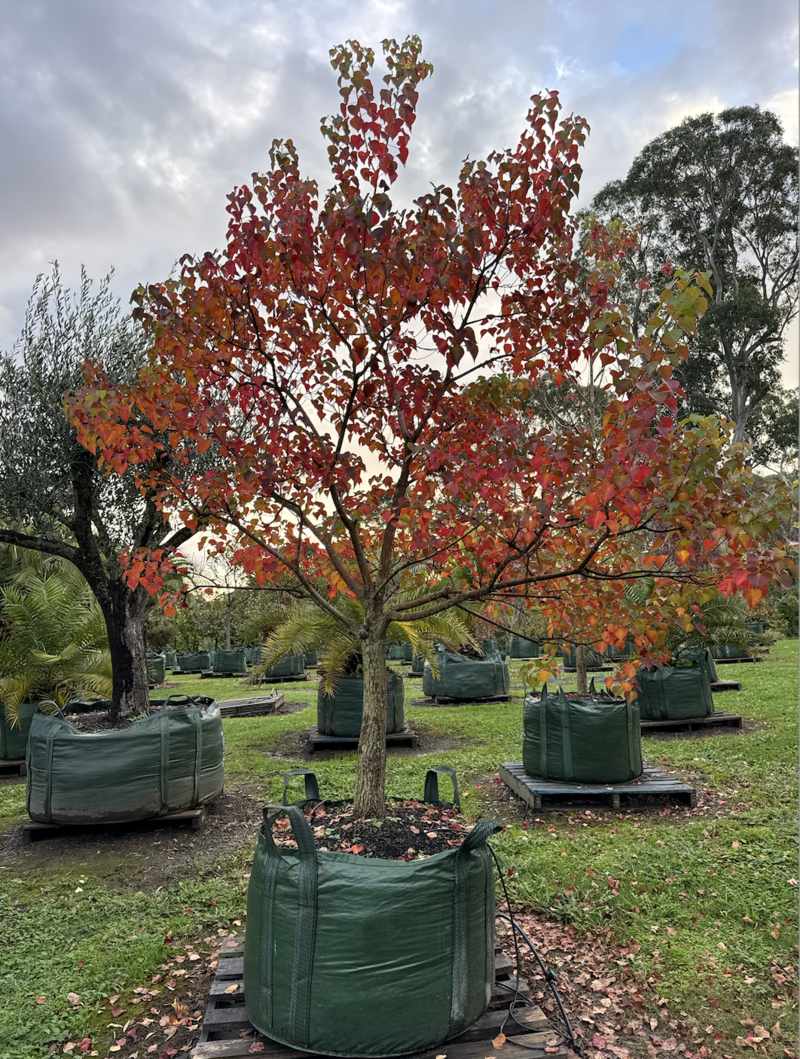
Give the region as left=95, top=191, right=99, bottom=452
left=635, top=660, right=714, bottom=720
left=678, top=647, right=719, bottom=684
left=26, top=695, right=225, bottom=825
left=163, top=649, right=178, bottom=669
left=523, top=684, right=643, bottom=783
left=387, top=644, right=412, bottom=661
left=262, top=654, right=305, bottom=679
left=745, top=619, right=765, bottom=634
left=303, top=649, right=319, bottom=667
left=147, top=655, right=166, bottom=685
left=509, top=637, right=540, bottom=659
left=0, top=701, right=49, bottom=761
left=213, top=649, right=248, bottom=676
left=244, top=646, right=263, bottom=666
left=318, top=670, right=404, bottom=737
left=410, top=653, right=425, bottom=675
left=244, top=802, right=500, bottom=1056
left=177, top=651, right=211, bottom=673
left=710, top=644, right=753, bottom=661
left=422, top=648, right=510, bottom=701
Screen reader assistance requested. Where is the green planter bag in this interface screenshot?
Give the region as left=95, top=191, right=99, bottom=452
left=146, top=655, right=166, bottom=685
left=262, top=654, right=305, bottom=679
left=560, top=645, right=604, bottom=667
left=509, top=637, right=540, bottom=659
left=163, top=649, right=178, bottom=669
left=244, top=779, right=500, bottom=1056
left=710, top=644, right=752, bottom=661
left=523, top=684, right=643, bottom=783
left=635, top=659, right=714, bottom=720
left=318, top=670, right=404, bottom=737
left=244, top=646, right=262, bottom=666
left=0, top=701, right=51, bottom=761
left=387, top=645, right=406, bottom=661
left=677, top=647, right=719, bottom=684
left=410, top=652, right=425, bottom=675
left=26, top=695, right=225, bottom=824
left=303, top=650, right=319, bottom=667
left=177, top=651, right=211, bottom=673
left=422, top=647, right=510, bottom=701
left=213, top=649, right=248, bottom=676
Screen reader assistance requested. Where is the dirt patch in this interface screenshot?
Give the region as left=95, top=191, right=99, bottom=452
left=265, top=724, right=477, bottom=760
left=0, top=787, right=263, bottom=889
left=272, top=801, right=468, bottom=859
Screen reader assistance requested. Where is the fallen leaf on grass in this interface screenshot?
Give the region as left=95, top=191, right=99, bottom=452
left=35, top=996, right=46, bottom=1004
left=111, top=1005, right=124, bottom=1017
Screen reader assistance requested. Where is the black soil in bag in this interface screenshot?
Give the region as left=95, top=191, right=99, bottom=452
left=26, top=695, right=225, bottom=824
left=422, top=648, right=510, bottom=700
left=635, top=658, right=714, bottom=720
left=523, top=683, right=643, bottom=783
left=317, top=670, right=404, bottom=737
left=244, top=800, right=500, bottom=1056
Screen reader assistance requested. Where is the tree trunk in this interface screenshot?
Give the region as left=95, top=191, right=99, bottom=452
left=353, top=632, right=388, bottom=819
left=101, top=581, right=152, bottom=721
left=225, top=595, right=232, bottom=650
left=576, top=644, right=588, bottom=695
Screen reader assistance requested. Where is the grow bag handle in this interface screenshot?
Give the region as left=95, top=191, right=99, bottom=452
left=458, top=817, right=502, bottom=854
left=36, top=699, right=64, bottom=718
left=155, top=694, right=199, bottom=710
left=261, top=802, right=318, bottom=857
left=281, top=769, right=321, bottom=806
left=423, top=766, right=461, bottom=809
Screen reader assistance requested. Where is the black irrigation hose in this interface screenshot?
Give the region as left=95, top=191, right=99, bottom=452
left=491, top=848, right=585, bottom=1056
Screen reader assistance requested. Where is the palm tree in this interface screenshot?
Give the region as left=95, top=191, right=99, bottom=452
left=254, top=592, right=479, bottom=693
left=0, top=556, right=113, bottom=724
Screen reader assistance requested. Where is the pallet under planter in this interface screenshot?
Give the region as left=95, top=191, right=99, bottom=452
left=640, top=710, right=742, bottom=734
left=0, top=758, right=26, bottom=777
left=192, top=937, right=566, bottom=1059
left=711, top=679, right=743, bottom=692
left=499, top=762, right=697, bottom=811
left=21, top=806, right=207, bottom=844
left=561, top=665, right=613, bottom=673
left=417, top=693, right=513, bottom=707
left=307, top=724, right=418, bottom=751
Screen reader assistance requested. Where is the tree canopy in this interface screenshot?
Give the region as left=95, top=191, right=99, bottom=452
left=70, top=39, right=794, bottom=815
left=590, top=105, right=798, bottom=463
left=0, top=267, right=199, bottom=717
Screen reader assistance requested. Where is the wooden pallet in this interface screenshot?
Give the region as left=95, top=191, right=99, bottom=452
left=308, top=724, right=418, bottom=751
left=22, top=806, right=206, bottom=844
left=641, top=710, right=742, bottom=733
left=248, top=672, right=310, bottom=685
left=713, top=657, right=759, bottom=665
left=0, top=758, right=26, bottom=777
left=193, top=938, right=566, bottom=1059
left=500, top=761, right=697, bottom=811
left=418, top=694, right=513, bottom=707
left=711, top=679, right=743, bottom=693
left=201, top=671, right=249, bottom=680
left=218, top=694, right=286, bottom=718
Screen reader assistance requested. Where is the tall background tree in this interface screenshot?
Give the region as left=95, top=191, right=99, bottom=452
left=0, top=268, right=199, bottom=719
left=590, top=106, right=798, bottom=466
left=70, top=39, right=793, bottom=816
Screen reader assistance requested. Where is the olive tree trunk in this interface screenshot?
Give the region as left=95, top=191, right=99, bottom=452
left=97, top=580, right=152, bottom=722
left=353, top=632, right=389, bottom=819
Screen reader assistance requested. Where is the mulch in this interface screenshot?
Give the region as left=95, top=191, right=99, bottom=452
left=271, top=800, right=470, bottom=859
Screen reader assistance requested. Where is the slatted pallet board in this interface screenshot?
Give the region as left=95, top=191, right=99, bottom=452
left=711, top=680, right=743, bottom=693
left=0, top=758, right=26, bottom=777
left=22, top=806, right=206, bottom=844
left=641, top=710, right=742, bottom=734
left=561, top=665, right=613, bottom=673
left=247, top=672, right=310, bottom=685
left=218, top=695, right=286, bottom=718
left=712, top=657, right=760, bottom=665
left=500, top=761, right=697, bottom=811
left=416, top=694, right=514, bottom=707
left=192, top=939, right=566, bottom=1059
left=307, top=724, right=418, bottom=751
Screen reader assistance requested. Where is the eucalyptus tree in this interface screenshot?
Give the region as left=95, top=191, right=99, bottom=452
left=0, top=267, right=199, bottom=719
left=591, top=106, right=798, bottom=455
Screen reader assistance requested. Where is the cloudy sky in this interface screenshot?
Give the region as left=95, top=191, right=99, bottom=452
left=1, top=0, right=797, bottom=380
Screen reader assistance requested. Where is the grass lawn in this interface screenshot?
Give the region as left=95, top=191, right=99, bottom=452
left=0, top=643, right=796, bottom=1058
